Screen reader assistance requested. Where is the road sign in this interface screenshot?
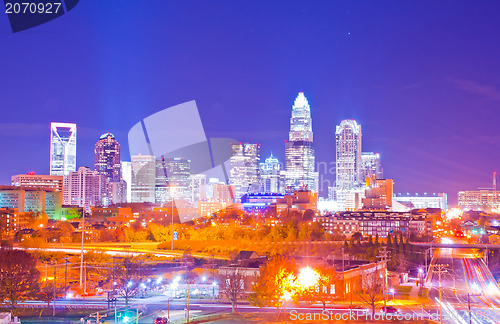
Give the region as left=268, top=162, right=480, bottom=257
left=174, top=231, right=178, bottom=240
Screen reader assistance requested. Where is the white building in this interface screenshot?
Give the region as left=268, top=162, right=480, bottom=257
left=120, top=161, right=132, bottom=203
left=131, top=155, right=156, bottom=203
left=259, top=154, right=283, bottom=193
left=63, top=167, right=105, bottom=210
left=50, top=122, right=77, bottom=176
left=458, top=190, right=499, bottom=211
left=229, top=143, right=260, bottom=200
left=360, top=152, right=383, bottom=182
left=394, top=193, right=447, bottom=210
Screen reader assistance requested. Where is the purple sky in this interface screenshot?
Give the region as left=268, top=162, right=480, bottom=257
left=1, top=1, right=500, bottom=205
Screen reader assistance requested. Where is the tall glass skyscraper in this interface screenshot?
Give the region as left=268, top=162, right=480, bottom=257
left=284, top=92, right=317, bottom=192
left=335, top=119, right=361, bottom=190
left=94, top=133, right=126, bottom=205
left=229, top=143, right=260, bottom=200
left=259, top=154, right=283, bottom=193
left=360, top=152, right=383, bottom=183
left=155, top=157, right=191, bottom=204
left=94, top=133, right=121, bottom=182
left=50, top=122, right=77, bottom=176
left=131, top=154, right=156, bottom=203
left=335, top=119, right=362, bottom=190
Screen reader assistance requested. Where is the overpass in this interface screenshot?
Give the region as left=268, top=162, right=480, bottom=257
left=410, top=242, right=500, bottom=249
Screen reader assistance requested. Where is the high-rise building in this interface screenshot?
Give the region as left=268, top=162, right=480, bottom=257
left=229, top=143, right=260, bottom=200
left=131, top=155, right=156, bottom=203
left=94, top=133, right=121, bottom=182
left=335, top=119, right=362, bottom=191
left=259, top=154, right=283, bottom=193
left=50, top=122, right=77, bottom=176
left=285, top=92, right=317, bottom=192
left=360, top=152, right=383, bottom=182
left=11, top=173, right=63, bottom=192
left=189, top=174, right=207, bottom=203
left=94, top=133, right=126, bottom=205
left=121, top=161, right=132, bottom=203
left=63, top=167, right=105, bottom=210
left=155, top=157, right=191, bottom=204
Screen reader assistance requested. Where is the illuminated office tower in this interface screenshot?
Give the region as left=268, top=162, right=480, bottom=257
left=155, top=157, right=191, bottom=204
left=190, top=174, right=207, bottom=202
left=131, top=154, right=156, bottom=203
left=360, top=152, right=383, bottom=182
left=94, top=133, right=126, bottom=205
left=335, top=120, right=362, bottom=190
left=50, top=122, right=77, bottom=176
left=284, top=92, right=317, bottom=191
left=229, top=143, right=260, bottom=200
left=121, top=161, right=132, bottom=203
left=259, top=154, right=283, bottom=193
left=94, top=133, right=121, bottom=182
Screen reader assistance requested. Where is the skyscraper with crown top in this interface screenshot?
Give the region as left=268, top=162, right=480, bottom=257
left=284, top=92, right=318, bottom=192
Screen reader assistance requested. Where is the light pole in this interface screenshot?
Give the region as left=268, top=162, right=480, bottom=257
left=170, top=186, right=176, bottom=251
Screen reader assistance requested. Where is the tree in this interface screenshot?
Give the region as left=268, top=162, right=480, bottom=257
left=249, top=255, right=296, bottom=308
left=218, top=268, right=246, bottom=313
left=0, top=249, right=40, bottom=308
left=357, top=266, right=384, bottom=316
left=309, top=266, right=338, bottom=310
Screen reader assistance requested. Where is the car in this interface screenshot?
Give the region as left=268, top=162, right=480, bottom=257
left=381, top=306, right=400, bottom=314
left=154, top=317, right=169, bottom=324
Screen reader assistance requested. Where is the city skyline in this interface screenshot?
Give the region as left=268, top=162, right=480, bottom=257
left=2, top=1, right=500, bottom=205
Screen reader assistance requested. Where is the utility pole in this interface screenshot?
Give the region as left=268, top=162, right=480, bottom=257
left=53, top=263, right=56, bottom=316
left=432, top=264, right=448, bottom=324
left=377, top=246, right=389, bottom=311
left=80, top=211, right=85, bottom=291
left=64, top=258, right=68, bottom=298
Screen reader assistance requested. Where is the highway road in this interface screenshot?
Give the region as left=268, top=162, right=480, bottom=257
left=426, top=247, right=500, bottom=324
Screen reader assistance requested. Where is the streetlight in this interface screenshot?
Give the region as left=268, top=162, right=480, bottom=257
left=170, top=186, right=176, bottom=251
left=389, top=288, right=395, bottom=301
left=297, top=266, right=319, bottom=288
left=283, top=291, right=291, bottom=324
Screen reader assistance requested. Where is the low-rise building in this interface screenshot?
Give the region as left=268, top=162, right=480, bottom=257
left=314, top=211, right=432, bottom=238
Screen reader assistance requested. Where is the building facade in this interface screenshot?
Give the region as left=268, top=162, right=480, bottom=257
left=11, top=173, right=63, bottom=192
left=284, top=92, right=318, bottom=192
left=94, top=133, right=126, bottom=205
left=131, top=155, right=156, bottom=203
left=0, top=186, right=62, bottom=219
left=458, top=190, right=500, bottom=211
left=259, top=154, right=283, bottom=193
left=362, top=175, right=393, bottom=210
left=394, top=193, right=447, bottom=210
left=50, top=122, right=77, bottom=176
left=121, top=161, right=132, bottom=203
left=189, top=174, right=207, bottom=203
left=155, top=157, right=191, bottom=204
left=314, top=211, right=432, bottom=238
left=63, top=167, right=105, bottom=210
left=229, top=143, right=260, bottom=201
left=335, top=119, right=362, bottom=192
left=360, top=152, right=383, bottom=182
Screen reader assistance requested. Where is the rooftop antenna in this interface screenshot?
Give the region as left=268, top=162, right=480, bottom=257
left=494, top=172, right=497, bottom=191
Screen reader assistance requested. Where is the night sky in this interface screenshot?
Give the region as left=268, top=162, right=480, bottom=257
left=1, top=1, right=500, bottom=205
